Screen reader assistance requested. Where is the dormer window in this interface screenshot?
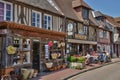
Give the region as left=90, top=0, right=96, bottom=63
left=96, top=16, right=105, bottom=22
left=82, top=8, right=89, bottom=19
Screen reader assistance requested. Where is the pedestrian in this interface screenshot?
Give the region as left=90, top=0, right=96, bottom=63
left=102, top=48, right=107, bottom=63
left=84, top=51, right=91, bottom=65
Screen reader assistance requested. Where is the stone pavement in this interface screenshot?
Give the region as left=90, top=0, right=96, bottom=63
left=30, top=58, right=120, bottom=80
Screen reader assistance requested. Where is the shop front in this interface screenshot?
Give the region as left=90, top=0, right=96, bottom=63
left=98, top=39, right=110, bottom=53
left=66, top=33, right=97, bottom=56
left=0, top=21, right=66, bottom=78
left=114, top=43, right=120, bottom=58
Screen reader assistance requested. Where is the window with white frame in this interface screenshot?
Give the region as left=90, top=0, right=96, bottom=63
left=43, top=14, right=52, bottom=30
left=99, top=29, right=103, bottom=38
left=83, top=26, right=88, bottom=35
left=74, top=22, right=77, bottom=34
left=78, top=23, right=84, bottom=35
left=103, top=31, right=107, bottom=38
left=0, top=1, right=12, bottom=21
left=32, top=11, right=41, bottom=28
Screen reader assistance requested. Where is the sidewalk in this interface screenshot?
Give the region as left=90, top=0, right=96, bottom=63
left=30, top=58, right=120, bottom=80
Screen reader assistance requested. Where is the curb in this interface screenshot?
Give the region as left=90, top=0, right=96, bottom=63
left=62, top=60, right=120, bottom=80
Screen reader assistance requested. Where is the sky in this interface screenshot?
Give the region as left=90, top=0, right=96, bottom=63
left=84, top=0, right=120, bottom=17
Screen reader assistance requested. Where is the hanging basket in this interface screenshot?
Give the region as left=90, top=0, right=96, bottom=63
left=51, top=53, right=58, bottom=59
left=45, top=62, right=53, bottom=68
left=6, top=45, right=16, bottom=55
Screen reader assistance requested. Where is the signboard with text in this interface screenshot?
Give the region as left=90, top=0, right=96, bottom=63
left=75, top=34, right=87, bottom=40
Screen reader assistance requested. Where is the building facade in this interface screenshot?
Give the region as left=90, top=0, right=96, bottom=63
left=0, top=0, right=67, bottom=75
left=55, top=0, right=98, bottom=56
left=92, top=11, right=112, bottom=54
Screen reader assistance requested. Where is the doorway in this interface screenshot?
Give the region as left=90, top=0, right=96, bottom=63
left=32, top=40, right=40, bottom=72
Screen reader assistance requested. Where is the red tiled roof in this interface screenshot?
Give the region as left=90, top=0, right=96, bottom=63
left=105, top=15, right=118, bottom=27
left=72, top=0, right=92, bottom=9
left=114, top=17, right=120, bottom=27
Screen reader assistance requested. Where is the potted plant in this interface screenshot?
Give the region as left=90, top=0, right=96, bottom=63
left=67, top=56, right=77, bottom=68
left=77, top=56, right=85, bottom=69
left=77, top=56, right=85, bottom=63
left=67, top=55, right=71, bottom=62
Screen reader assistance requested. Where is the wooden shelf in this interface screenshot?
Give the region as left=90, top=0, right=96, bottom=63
left=50, top=49, right=62, bottom=51
left=12, top=63, right=32, bottom=68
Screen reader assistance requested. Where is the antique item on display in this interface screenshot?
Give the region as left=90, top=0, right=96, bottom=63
left=6, top=45, right=16, bottom=55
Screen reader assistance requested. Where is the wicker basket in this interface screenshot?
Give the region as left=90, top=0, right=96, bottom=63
left=51, top=53, right=58, bottom=59
left=45, top=62, right=53, bottom=68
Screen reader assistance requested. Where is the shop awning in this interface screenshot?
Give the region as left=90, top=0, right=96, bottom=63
left=68, top=39, right=97, bottom=45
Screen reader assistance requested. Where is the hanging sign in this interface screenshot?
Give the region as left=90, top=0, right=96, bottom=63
left=75, top=34, right=87, bottom=40
left=45, top=44, right=49, bottom=59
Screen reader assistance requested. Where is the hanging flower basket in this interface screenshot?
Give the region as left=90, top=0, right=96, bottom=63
left=51, top=53, right=58, bottom=59
left=6, top=45, right=16, bottom=55
left=48, top=41, right=53, bottom=47
left=45, top=62, right=53, bottom=68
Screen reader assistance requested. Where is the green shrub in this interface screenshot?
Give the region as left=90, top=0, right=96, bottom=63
left=77, top=56, right=85, bottom=63
left=67, top=56, right=77, bottom=62
left=67, top=56, right=71, bottom=62
left=76, top=65, right=81, bottom=69
left=70, top=56, right=77, bottom=62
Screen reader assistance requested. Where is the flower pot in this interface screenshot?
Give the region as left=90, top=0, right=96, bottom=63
left=70, top=62, right=77, bottom=68
left=62, top=64, right=66, bottom=69
left=45, top=62, right=53, bottom=68
left=57, top=65, right=61, bottom=69
left=49, top=67, right=54, bottom=71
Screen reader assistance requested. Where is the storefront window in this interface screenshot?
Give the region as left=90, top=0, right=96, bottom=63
left=69, top=43, right=77, bottom=54
left=41, top=40, right=65, bottom=60
left=13, top=37, right=31, bottom=65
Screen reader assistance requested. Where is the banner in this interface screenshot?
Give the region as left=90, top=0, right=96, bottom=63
left=45, top=44, right=49, bottom=59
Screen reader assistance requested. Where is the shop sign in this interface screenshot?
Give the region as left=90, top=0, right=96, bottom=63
left=75, top=34, right=87, bottom=40
left=99, top=39, right=110, bottom=44
left=114, top=33, right=119, bottom=42
left=0, top=29, right=8, bottom=34
left=67, top=23, right=73, bottom=35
